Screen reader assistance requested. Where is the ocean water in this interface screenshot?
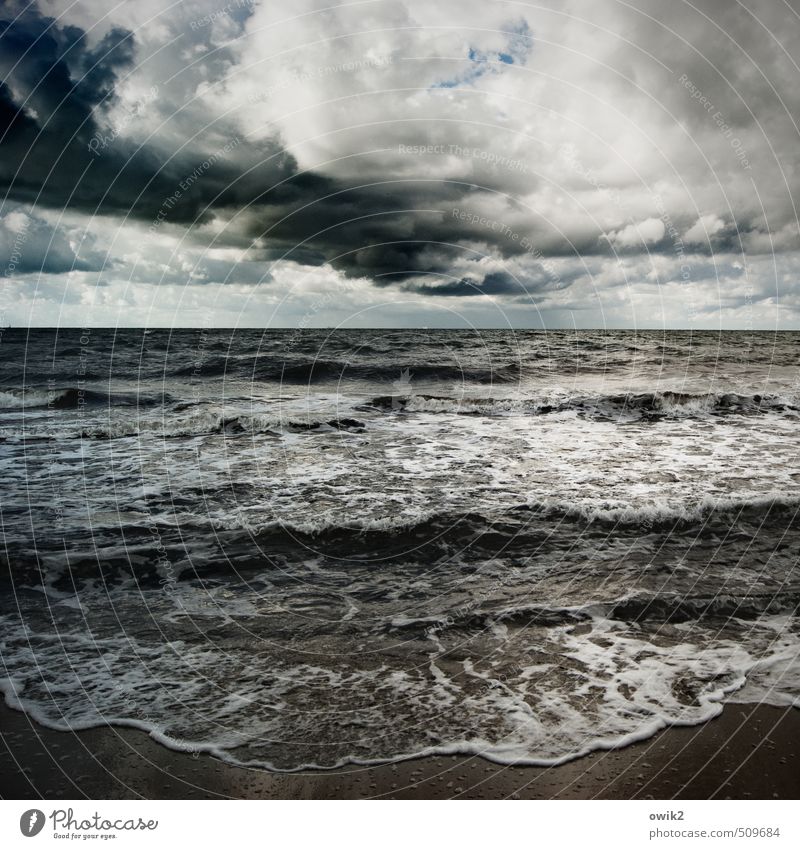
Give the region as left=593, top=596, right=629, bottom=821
left=0, top=327, right=799, bottom=770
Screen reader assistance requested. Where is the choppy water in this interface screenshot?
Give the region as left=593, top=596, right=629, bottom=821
left=1, top=328, right=799, bottom=770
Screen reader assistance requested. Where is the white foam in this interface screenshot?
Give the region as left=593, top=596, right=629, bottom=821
left=0, top=388, right=56, bottom=409
left=1, top=608, right=797, bottom=772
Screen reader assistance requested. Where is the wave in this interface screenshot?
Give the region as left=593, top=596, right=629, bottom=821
left=7, top=386, right=793, bottom=423
left=391, top=589, right=800, bottom=634
left=74, top=414, right=365, bottom=440
left=517, top=492, right=800, bottom=528
left=0, top=387, right=166, bottom=411
left=95, top=414, right=366, bottom=439
left=173, top=356, right=522, bottom=384
left=4, top=494, right=797, bottom=578
left=198, top=493, right=800, bottom=544
left=2, top=603, right=797, bottom=772
left=608, top=590, right=800, bottom=623
left=363, top=390, right=800, bottom=419
left=10, top=493, right=796, bottom=584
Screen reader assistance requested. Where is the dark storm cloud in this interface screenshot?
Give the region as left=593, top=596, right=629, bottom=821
left=2, top=0, right=800, bottom=297
left=0, top=7, right=510, bottom=288
left=244, top=182, right=488, bottom=280
left=0, top=13, right=134, bottom=134
left=0, top=8, right=312, bottom=225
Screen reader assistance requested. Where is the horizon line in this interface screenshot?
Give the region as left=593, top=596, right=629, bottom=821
left=4, top=326, right=799, bottom=333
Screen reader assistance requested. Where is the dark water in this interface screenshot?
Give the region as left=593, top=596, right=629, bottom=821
left=1, top=328, right=799, bottom=769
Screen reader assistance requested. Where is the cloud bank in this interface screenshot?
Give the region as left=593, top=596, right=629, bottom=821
left=1, top=0, right=799, bottom=327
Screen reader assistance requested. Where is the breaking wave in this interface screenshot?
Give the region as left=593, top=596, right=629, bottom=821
left=365, top=390, right=800, bottom=419
left=0, top=387, right=165, bottom=411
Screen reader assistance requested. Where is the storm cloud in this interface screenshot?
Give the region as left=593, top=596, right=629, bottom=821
left=0, top=8, right=312, bottom=224
left=1, top=0, right=799, bottom=326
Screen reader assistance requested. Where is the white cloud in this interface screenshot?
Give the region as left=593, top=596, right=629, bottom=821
left=683, top=214, right=726, bottom=244
left=0, top=207, right=108, bottom=277
left=602, top=218, right=665, bottom=250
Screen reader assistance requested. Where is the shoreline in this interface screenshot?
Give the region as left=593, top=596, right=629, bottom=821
left=1, top=701, right=798, bottom=800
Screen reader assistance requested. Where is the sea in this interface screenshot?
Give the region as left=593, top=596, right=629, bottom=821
left=0, top=327, right=799, bottom=770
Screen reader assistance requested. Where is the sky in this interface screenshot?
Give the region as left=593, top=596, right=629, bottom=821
left=1, top=0, right=799, bottom=328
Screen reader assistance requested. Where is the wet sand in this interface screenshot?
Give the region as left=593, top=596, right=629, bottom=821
left=1, top=702, right=798, bottom=799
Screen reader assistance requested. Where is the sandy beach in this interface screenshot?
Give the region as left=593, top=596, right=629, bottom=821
left=1, top=702, right=797, bottom=800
